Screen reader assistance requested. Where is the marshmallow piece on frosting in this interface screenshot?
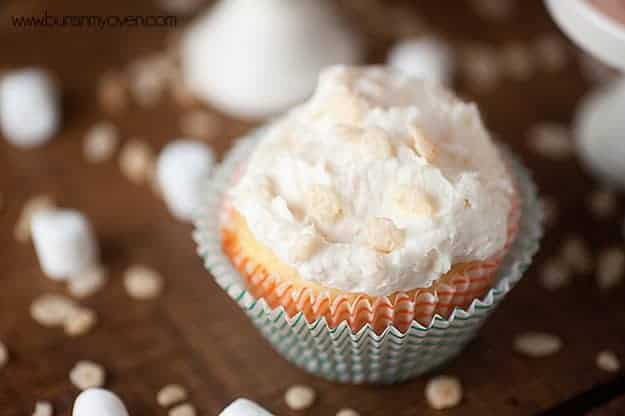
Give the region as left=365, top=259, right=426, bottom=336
left=359, top=127, right=393, bottom=161
left=218, top=398, right=274, bottom=416
left=388, top=37, right=455, bottom=85
left=411, top=126, right=438, bottom=162
left=157, top=140, right=215, bottom=221
left=31, top=209, right=99, bottom=280
left=307, top=185, right=342, bottom=224
left=392, top=185, right=434, bottom=216
left=366, top=217, right=405, bottom=253
left=289, top=231, right=321, bottom=262
left=73, top=388, right=129, bottom=416
left=181, top=0, right=362, bottom=119
left=0, top=68, right=60, bottom=148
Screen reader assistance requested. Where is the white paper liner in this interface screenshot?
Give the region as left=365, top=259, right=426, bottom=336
left=193, top=128, right=544, bottom=384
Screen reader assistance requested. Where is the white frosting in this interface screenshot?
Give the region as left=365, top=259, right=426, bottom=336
left=231, top=66, right=515, bottom=296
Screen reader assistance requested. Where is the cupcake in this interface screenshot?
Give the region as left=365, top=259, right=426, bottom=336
left=195, top=66, right=542, bottom=383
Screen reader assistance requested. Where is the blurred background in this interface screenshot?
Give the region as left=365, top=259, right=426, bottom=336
left=1, top=0, right=624, bottom=415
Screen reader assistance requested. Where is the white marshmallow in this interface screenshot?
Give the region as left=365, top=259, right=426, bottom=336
left=219, top=399, right=274, bottom=416
left=73, top=388, right=129, bottom=416
left=31, top=209, right=98, bottom=280
left=0, top=68, right=60, bottom=148
left=157, top=140, right=214, bottom=221
left=181, top=0, right=362, bottom=119
left=388, top=37, right=455, bottom=85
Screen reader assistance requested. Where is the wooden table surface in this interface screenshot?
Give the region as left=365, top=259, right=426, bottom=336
left=1, top=0, right=625, bottom=415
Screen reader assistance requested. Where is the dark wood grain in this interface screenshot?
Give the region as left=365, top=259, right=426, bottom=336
left=1, top=0, right=624, bottom=415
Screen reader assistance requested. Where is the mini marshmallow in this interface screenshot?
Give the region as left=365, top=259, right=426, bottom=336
left=388, top=37, right=454, bottom=85
left=31, top=209, right=98, bottom=280
left=157, top=140, right=214, bottom=221
left=157, top=384, right=187, bottom=407
left=0, top=68, right=60, bottom=148
left=284, top=385, right=315, bottom=411
left=33, top=401, right=53, bottom=416
left=73, top=388, right=129, bottom=416
left=218, top=399, right=274, bottom=416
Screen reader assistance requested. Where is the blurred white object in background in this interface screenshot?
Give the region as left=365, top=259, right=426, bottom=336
left=73, top=388, right=129, bottom=416
left=181, top=0, right=362, bottom=119
left=0, top=68, right=60, bottom=148
left=218, top=398, right=274, bottom=416
left=387, top=37, right=454, bottom=85
left=575, top=77, right=625, bottom=187
left=157, top=140, right=214, bottom=221
left=546, top=0, right=625, bottom=69
left=31, top=209, right=99, bottom=280
left=546, top=0, right=625, bottom=189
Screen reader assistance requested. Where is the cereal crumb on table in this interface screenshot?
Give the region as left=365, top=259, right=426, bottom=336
left=533, top=34, right=569, bottom=72
left=69, top=361, right=106, bottom=390
left=124, top=265, right=164, bottom=300
left=561, top=237, right=593, bottom=274
left=169, top=403, right=196, bottom=416
left=597, top=247, right=625, bottom=291
left=98, top=71, right=128, bottom=114
left=469, top=0, right=517, bottom=21
left=63, top=307, right=97, bottom=337
left=461, top=44, right=500, bottom=93
left=499, top=42, right=535, bottom=81
left=128, top=54, right=172, bottom=107
left=540, top=258, right=571, bottom=291
left=527, top=123, right=573, bottom=160
left=84, top=122, right=119, bottom=163
left=68, top=266, right=108, bottom=298
left=539, top=196, right=559, bottom=227
left=425, top=375, right=463, bottom=410
left=285, top=385, right=316, bottom=411
left=336, top=408, right=360, bottom=416
left=587, top=189, right=617, bottom=219
left=179, top=110, right=220, bottom=140
left=596, top=350, right=621, bottom=372
left=157, top=384, right=188, bottom=407
left=30, top=294, right=76, bottom=327
left=119, top=139, right=155, bottom=184
left=514, top=332, right=563, bottom=357
left=0, top=340, right=8, bottom=369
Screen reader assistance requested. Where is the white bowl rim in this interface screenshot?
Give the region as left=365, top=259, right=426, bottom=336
left=571, top=0, right=625, bottom=41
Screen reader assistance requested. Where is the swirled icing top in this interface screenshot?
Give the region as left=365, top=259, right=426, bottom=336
left=230, top=66, right=515, bottom=296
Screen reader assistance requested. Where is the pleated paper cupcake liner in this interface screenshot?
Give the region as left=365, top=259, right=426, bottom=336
left=221, top=196, right=519, bottom=334
left=193, top=129, right=543, bottom=384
